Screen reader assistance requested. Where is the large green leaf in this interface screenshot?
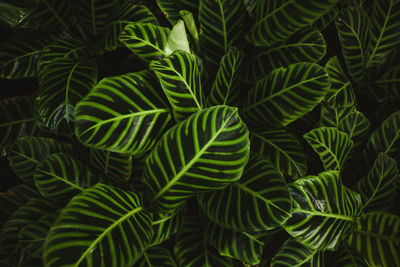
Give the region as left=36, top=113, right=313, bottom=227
left=338, top=110, right=371, bottom=153
left=74, top=70, right=172, bottom=155
left=250, top=129, right=307, bottom=178
left=37, top=57, right=98, bottom=133
left=149, top=209, right=184, bottom=246
left=137, top=245, right=177, bottom=267
left=357, top=153, right=399, bottom=211
left=365, top=0, right=400, bottom=69
left=104, top=3, right=158, bottom=51
left=271, top=238, right=324, bottom=267
left=330, top=245, right=369, bottom=267
left=244, top=27, right=326, bottom=84
left=320, top=105, right=354, bottom=128
left=247, top=0, right=338, bottom=46
left=7, top=137, right=72, bottom=183
left=346, top=212, right=400, bottom=266
left=43, top=183, right=153, bottom=267
left=34, top=152, right=100, bottom=202
left=206, top=47, right=243, bottom=106
left=243, top=63, right=330, bottom=127
left=374, top=64, right=400, bottom=98
left=143, top=105, right=250, bottom=214
left=0, top=96, right=37, bottom=150
left=304, top=127, right=354, bottom=171
left=155, top=0, right=199, bottom=25
left=198, top=0, right=250, bottom=76
left=119, top=23, right=171, bottom=63
left=89, top=149, right=132, bottom=182
left=283, top=171, right=362, bottom=250
left=164, top=20, right=191, bottom=56
left=197, top=154, right=291, bottom=231
left=335, top=7, right=368, bottom=82
left=150, top=50, right=203, bottom=122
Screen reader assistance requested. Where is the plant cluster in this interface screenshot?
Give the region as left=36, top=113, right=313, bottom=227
left=0, top=0, right=400, bottom=266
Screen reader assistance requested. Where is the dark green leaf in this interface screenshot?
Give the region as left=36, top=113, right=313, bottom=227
left=137, top=245, right=177, bottom=267
left=375, top=64, right=400, bottom=98
left=338, top=110, right=371, bottom=153
left=156, top=0, right=199, bottom=25
left=89, top=149, right=132, bottom=182
left=330, top=245, right=369, bottom=267
left=314, top=6, right=339, bottom=31
left=320, top=105, right=354, bottom=128
left=0, top=2, right=30, bottom=28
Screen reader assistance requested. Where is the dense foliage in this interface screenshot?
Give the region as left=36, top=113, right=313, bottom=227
left=1, top=0, right=400, bottom=266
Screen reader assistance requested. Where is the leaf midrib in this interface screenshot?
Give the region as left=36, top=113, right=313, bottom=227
left=36, top=169, right=84, bottom=191
left=253, top=0, right=296, bottom=29
left=352, top=229, right=400, bottom=242
left=295, top=208, right=354, bottom=221
left=304, top=132, right=340, bottom=170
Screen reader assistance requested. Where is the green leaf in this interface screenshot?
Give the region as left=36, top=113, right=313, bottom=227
left=104, top=4, right=158, bottom=51
left=271, top=238, right=324, bottom=267
left=314, top=6, right=339, bottom=31
left=156, top=0, right=199, bottom=25
left=89, top=149, right=132, bottom=182
left=365, top=0, right=400, bottom=69
left=180, top=10, right=199, bottom=47
left=43, top=183, right=153, bottom=267
left=197, top=154, right=291, bottom=231
left=74, top=70, right=172, bottom=155
left=119, top=23, right=171, bottom=63
left=0, top=2, right=30, bottom=28
left=150, top=50, right=203, bottom=122
left=34, top=152, right=100, bottom=202
left=324, top=56, right=355, bottom=107
left=199, top=0, right=250, bottom=76
left=149, top=209, right=184, bottom=246
left=137, top=245, right=177, bottom=267
left=174, top=216, right=233, bottom=267
left=357, top=153, right=399, bottom=211
left=304, top=127, right=354, bottom=171
left=374, top=64, right=400, bottom=98
left=206, top=47, right=243, bottom=106
left=165, top=20, right=191, bottom=56
left=330, top=245, right=369, bottom=267
left=143, top=106, right=250, bottom=214
left=37, top=58, right=98, bottom=133
left=346, top=212, right=400, bottom=266
left=243, top=63, right=330, bottom=127
left=247, top=0, right=338, bottom=46
left=244, top=27, right=326, bottom=84
left=250, top=129, right=307, bottom=178
left=283, top=171, right=362, bottom=250
left=335, top=7, right=368, bottom=82
left=0, top=96, right=37, bottom=150
left=7, top=137, right=72, bottom=183
left=338, top=110, right=371, bottom=153
left=320, top=105, right=354, bottom=128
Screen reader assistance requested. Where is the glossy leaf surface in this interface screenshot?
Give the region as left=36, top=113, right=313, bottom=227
left=89, top=149, right=132, bottom=182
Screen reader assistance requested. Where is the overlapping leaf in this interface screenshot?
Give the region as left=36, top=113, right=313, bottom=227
left=320, top=105, right=354, bottom=127
left=149, top=209, right=184, bottom=246
left=331, top=245, right=369, bottom=267
left=283, top=171, right=361, bottom=250
left=143, top=106, right=249, bottom=214
left=0, top=2, right=30, bottom=28
left=43, top=183, right=153, bottom=267
left=27, top=0, right=75, bottom=30
left=156, top=0, right=199, bottom=25
left=164, top=20, right=191, bottom=56
left=197, top=154, right=291, bottom=231
left=338, top=110, right=371, bottom=153
left=243, top=63, right=330, bottom=127
left=137, top=245, right=177, bottom=267
left=314, top=6, right=339, bottom=31
left=74, top=70, right=172, bottom=155
left=374, top=64, right=400, bottom=98
left=89, top=149, right=132, bottom=182
left=150, top=50, right=203, bottom=122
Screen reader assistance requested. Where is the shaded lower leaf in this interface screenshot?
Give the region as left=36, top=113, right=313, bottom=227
left=89, top=149, right=132, bottom=182
left=338, top=110, right=371, bottom=154
left=137, top=245, right=177, bottom=267
left=375, top=64, right=400, bottom=98
left=329, top=245, right=369, bottom=267
left=149, top=209, right=184, bottom=246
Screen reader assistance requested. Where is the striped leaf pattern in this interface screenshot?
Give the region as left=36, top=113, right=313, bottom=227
left=324, top=56, right=355, bottom=107
left=250, top=129, right=307, bottom=178
left=314, top=6, right=339, bottom=31
left=34, top=152, right=100, bottom=202
left=137, top=245, right=177, bottom=267
left=37, top=58, right=98, bottom=133
left=143, top=106, right=250, bottom=214
left=119, top=23, right=170, bottom=63
left=244, top=27, right=326, bottom=84
left=155, top=0, right=199, bottom=25
left=27, top=0, right=75, bottom=30
left=204, top=219, right=264, bottom=265
left=346, top=212, right=400, bottom=266
left=357, top=153, right=399, bottom=211
left=331, top=246, right=369, bottom=267
left=338, top=110, right=371, bottom=153
left=149, top=209, right=184, bottom=246
left=197, top=154, right=291, bottom=231
left=150, top=50, right=203, bottom=122
left=283, top=171, right=362, bottom=250
left=174, top=216, right=233, bottom=267
left=271, top=238, right=324, bottom=267
left=304, top=127, right=354, bottom=171
left=43, top=183, right=153, bottom=267
left=89, top=149, right=132, bottom=182
left=320, top=105, right=354, bottom=128
left=375, top=64, right=400, bottom=98
left=74, top=70, right=172, bottom=155
left=7, top=137, right=72, bottom=184
left=206, top=47, right=243, bottom=106
left=199, top=0, right=250, bottom=76
left=365, top=0, right=400, bottom=69
left=243, top=63, right=330, bottom=127
left=247, top=0, right=338, bottom=46
left=335, top=7, right=368, bottom=82
left=0, top=95, right=37, bottom=150
left=104, top=4, right=158, bottom=51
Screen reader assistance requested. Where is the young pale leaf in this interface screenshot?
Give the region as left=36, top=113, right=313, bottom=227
left=164, top=20, right=191, bottom=56
left=283, top=171, right=362, bottom=250
left=243, top=63, right=330, bottom=127
left=74, top=70, right=172, bottom=155
left=136, top=245, right=177, bottom=267
left=149, top=209, right=184, bottom=246
left=119, top=23, right=171, bottom=63
left=357, top=153, right=399, bottom=211
left=247, top=0, right=338, bottom=46
left=43, top=183, right=153, bottom=267
left=346, top=212, right=400, bottom=266
left=89, top=149, right=132, bottom=182
left=150, top=50, right=203, bottom=122
left=304, top=127, right=354, bottom=171
left=144, top=106, right=250, bottom=214
left=197, top=154, right=291, bottom=231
